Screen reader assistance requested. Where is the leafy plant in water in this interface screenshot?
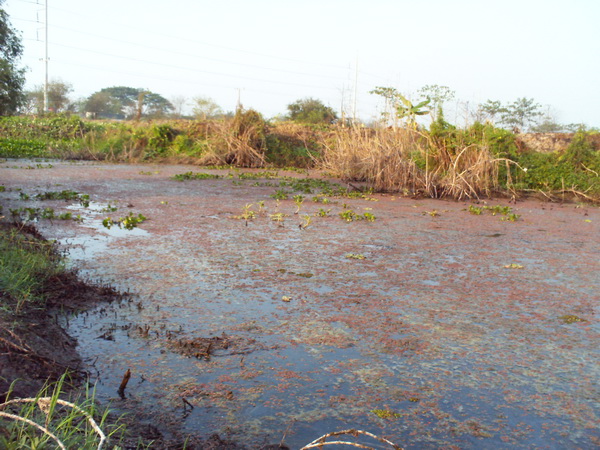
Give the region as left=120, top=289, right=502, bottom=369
left=315, top=208, right=331, bottom=217
left=346, top=253, right=366, bottom=260
left=299, top=214, right=312, bottom=230
left=271, top=189, right=289, bottom=200
left=339, top=209, right=356, bottom=222
left=293, top=195, right=304, bottom=214
left=468, top=205, right=483, bottom=215
left=270, top=212, right=287, bottom=226
left=103, top=212, right=147, bottom=230
left=173, top=171, right=221, bottom=181
left=501, top=213, right=520, bottom=222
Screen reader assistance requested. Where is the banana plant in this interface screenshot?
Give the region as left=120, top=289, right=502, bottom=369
left=396, top=94, right=431, bottom=128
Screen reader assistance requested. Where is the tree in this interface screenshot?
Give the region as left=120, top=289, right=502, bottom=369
left=418, top=85, right=455, bottom=120
left=83, top=86, right=174, bottom=119
left=25, top=79, right=73, bottom=114
left=286, top=97, right=337, bottom=124
left=192, top=96, right=222, bottom=120
left=0, top=0, right=26, bottom=115
left=477, top=100, right=504, bottom=124
left=170, top=95, right=187, bottom=118
left=395, top=94, right=430, bottom=128
left=500, top=97, right=543, bottom=132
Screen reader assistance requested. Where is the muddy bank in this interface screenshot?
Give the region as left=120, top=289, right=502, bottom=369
left=0, top=222, right=122, bottom=399
left=1, top=159, right=599, bottom=448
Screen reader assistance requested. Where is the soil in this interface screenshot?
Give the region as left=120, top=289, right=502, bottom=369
left=1, top=159, right=599, bottom=449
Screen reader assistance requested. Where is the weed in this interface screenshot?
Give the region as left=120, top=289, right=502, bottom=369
left=0, top=185, right=5, bottom=192
left=468, top=205, right=483, bottom=215
left=270, top=213, right=287, bottom=226
left=102, top=212, right=147, bottom=230
left=315, top=208, right=331, bottom=217
left=293, top=195, right=304, bottom=214
left=235, top=204, right=256, bottom=223
left=173, top=172, right=221, bottom=181
left=345, top=253, right=366, bottom=260
left=271, top=189, right=289, bottom=200
left=424, top=210, right=440, bottom=217
left=504, top=263, right=524, bottom=269
left=558, top=314, right=586, bottom=324
left=19, top=192, right=30, bottom=201
left=501, top=213, right=520, bottom=222
left=339, top=209, right=356, bottom=222
left=35, top=190, right=90, bottom=207
left=299, top=214, right=312, bottom=230
left=362, top=212, right=377, bottom=222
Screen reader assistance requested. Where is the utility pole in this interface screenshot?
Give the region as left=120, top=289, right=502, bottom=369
left=352, top=56, right=358, bottom=123
left=43, top=0, right=48, bottom=112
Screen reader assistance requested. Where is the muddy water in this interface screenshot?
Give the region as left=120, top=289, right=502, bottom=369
left=2, top=160, right=599, bottom=448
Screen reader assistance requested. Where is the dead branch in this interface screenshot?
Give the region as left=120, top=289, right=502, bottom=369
left=300, top=429, right=403, bottom=450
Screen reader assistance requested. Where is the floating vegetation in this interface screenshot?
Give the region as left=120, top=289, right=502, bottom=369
left=346, top=253, right=366, bottom=260
left=9, top=206, right=82, bottom=222
left=558, top=315, right=586, bottom=324
left=172, top=171, right=221, bottom=181
left=339, top=210, right=376, bottom=222
left=424, top=210, right=440, bottom=217
left=102, top=212, right=147, bottom=230
left=468, top=204, right=520, bottom=221
left=504, top=263, right=524, bottom=269
left=371, top=409, right=404, bottom=419
left=36, top=190, right=90, bottom=207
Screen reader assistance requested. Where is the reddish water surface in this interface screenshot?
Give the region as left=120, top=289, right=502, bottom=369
left=2, top=159, right=599, bottom=448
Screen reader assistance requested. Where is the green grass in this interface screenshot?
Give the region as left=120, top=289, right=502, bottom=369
left=0, top=375, right=124, bottom=449
left=0, top=226, right=65, bottom=313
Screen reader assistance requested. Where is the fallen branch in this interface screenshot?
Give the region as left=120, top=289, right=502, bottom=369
left=300, top=429, right=403, bottom=450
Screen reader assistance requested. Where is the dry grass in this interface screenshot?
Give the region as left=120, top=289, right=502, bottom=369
left=319, top=126, right=501, bottom=200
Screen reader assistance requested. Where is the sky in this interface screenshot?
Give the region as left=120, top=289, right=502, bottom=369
left=5, top=0, right=600, bottom=126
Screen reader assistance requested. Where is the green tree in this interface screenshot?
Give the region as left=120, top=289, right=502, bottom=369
left=0, top=0, right=26, bottom=115
left=370, top=87, right=430, bottom=127
left=395, top=94, right=430, bottom=128
left=83, top=86, right=173, bottom=119
left=500, top=97, right=542, bottom=132
left=418, top=84, right=455, bottom=120
left=192, top=96, right=222, bottom=120
left=25, top=79, right=73, bottom=114
left=477, top=100, right=504, bottom=124
left=286, top=97, right=337, bottom=124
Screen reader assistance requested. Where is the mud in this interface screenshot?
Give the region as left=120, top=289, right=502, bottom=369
left=1, top=159, right=599, bottom=448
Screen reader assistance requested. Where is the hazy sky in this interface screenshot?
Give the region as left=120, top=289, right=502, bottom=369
left=5, top=0, right=600, bottom=125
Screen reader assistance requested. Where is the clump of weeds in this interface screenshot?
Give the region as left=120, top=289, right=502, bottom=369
left=468, top=204, right=520, bottom=221
left=299, top=214, right=312, bottom=230
left=9, top=207, right=82, bottom=222
left=234, top=204, right=256, bottom=225
left=558, top=314, right=586, bottom=324
left=293, top=195, right=304, bottom=214
left=315, top=208, right=331, bottom=217
left=346, top=253, right=366, bottom=260
left=173, top=171, right=221, bottom=181
left=271, top=189, right=289, bottom=200
left=35, top=190, right=90, bottom=207
left=270, top=212, right=287, bottom=226
left=103, top=212, right=147, bottom=230
left=424, top=210, right=440, bottom=217
left=339, top=209, right=376, bottom=223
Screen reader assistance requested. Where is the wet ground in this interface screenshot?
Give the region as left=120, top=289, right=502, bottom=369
left=1, top=159, right=599, bottom=448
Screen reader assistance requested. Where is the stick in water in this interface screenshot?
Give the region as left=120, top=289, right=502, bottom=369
left=118, top=369, right=131, bottom=399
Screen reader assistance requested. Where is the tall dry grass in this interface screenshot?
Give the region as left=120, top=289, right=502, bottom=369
left=319, top=126, right=501, bottom=200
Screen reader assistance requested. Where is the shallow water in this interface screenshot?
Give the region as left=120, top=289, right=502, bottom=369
left=2, top=160, right=599, bottom=448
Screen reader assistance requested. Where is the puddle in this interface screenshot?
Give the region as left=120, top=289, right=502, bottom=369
left=2, top=161, right=599, bottom=448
